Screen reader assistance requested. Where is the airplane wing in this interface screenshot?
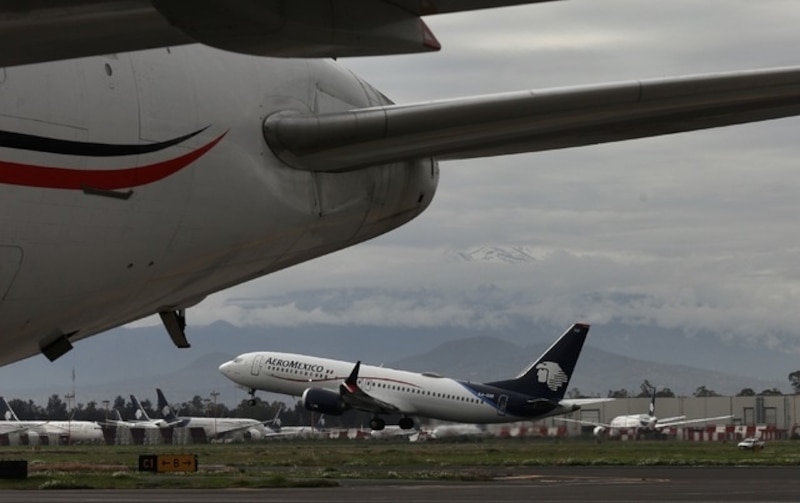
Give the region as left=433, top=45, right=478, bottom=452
left=265, top=66, right=800, bottom=173
left=555, top=417, right=612, bottom=429
left=658, top=415, right=687, bottom=424
left=657, top=415, right=733, bottom=429
left=339, top=361, right=402, bottom=415
left=0, top=0, right=555, bottom=68
left=560, top=398, right=615, bottom=407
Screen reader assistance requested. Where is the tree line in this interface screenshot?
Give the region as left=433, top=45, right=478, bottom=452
left=568, top=374, right=800, bottom=399
left=4, top=394, right=401, bottom=429
left=9, top=370, right=800, bottom=424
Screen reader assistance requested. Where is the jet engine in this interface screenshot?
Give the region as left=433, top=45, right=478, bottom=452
left=243, top=428, right=264, bottom=440
left=593, top=425, right=606, bottom=439
left=301, top=388, right=348, bottom=416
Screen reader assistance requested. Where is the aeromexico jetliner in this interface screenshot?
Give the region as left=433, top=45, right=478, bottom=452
left=219, top=323, right=607, bottom=431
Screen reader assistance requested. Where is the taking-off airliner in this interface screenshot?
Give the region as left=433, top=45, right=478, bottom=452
left=219, top=323, right=608, bottom=430
left=1, top=2, right=800, bottom=366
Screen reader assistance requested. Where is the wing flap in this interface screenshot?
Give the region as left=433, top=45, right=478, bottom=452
left=265, top=66, right=800, bottom=172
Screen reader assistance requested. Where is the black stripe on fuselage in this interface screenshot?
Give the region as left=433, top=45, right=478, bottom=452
left=0, top=126, right=208, bottom=157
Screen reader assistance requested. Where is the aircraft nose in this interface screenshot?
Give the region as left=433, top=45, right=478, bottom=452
left=218, top=360, right=234, bottom=376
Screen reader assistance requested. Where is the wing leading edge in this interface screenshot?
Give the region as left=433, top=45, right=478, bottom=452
left=264, top=66, right=800, bottom=172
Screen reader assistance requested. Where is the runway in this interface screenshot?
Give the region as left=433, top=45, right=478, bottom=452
left=0, top=466, right=797, bottom=502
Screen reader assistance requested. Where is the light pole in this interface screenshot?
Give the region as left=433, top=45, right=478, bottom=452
left=210, top=391, right=220, bottom=439
left=64, top=392, right=75, bottom=443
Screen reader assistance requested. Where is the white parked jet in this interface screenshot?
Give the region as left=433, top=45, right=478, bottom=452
left=106, top=394, right=180, bottom=430
left=559, top=387, right=732, bottom=440
left=154, top=389, right=272, bottom=441
left=0, top=397, right=104, bottom=443
left=219, top=323, right=607, bottom=431
left=1, top=3, right=800, bottom=367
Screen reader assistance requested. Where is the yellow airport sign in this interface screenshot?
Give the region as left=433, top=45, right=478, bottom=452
left=138, top=454, right=197, bottom=473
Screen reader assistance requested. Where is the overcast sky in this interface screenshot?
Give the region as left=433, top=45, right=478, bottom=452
left=131, top=1, right=800, bottom=356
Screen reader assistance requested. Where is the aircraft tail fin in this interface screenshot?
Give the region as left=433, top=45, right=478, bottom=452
left=0, top=396, right=20, bottom=421
left=155, top=388, right=179, bottom=423
left=130, top=394, right=153, bottom=421
left=265, top=403, right=283, bottom=432
left=487, top=323, right=589, bottom=401
left=649, top=386, right=657, bottom=417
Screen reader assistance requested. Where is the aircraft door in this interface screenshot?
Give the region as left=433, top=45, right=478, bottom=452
left=250, top=355, right=264, bottom=376
left=497, top=395, right=509, bottom=416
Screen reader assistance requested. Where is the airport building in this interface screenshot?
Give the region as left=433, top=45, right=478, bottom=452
left=527, top=394, right=800, bottom=441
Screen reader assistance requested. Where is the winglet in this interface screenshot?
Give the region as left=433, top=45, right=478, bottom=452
left=344, top=361, right=361, bottom=393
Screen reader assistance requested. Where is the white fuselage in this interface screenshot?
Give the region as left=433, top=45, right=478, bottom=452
left=603, top=414, right=657, bottom=437
left=176, top=417, right=268, bottom=440
left=222, top=351, right=531, bottom=424
left=1, top=420, right=104, bottom=442
left=0, top=45, right=437, bottom=366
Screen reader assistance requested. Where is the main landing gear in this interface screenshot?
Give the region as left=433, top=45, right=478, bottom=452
left=369, top=416, right=416, bottom=431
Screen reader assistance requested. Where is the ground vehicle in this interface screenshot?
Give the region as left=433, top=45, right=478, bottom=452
left=737, top=437, right=765, bottom=450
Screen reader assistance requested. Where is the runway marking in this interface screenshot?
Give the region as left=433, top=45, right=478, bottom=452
left=497, top=474, right=670, bottom=485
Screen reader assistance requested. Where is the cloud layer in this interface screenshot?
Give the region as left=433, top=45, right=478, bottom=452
left=128, top=1, right=800, bottom=355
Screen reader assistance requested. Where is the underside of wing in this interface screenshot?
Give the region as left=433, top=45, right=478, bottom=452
left=386, top=1, right=557, bottom=16
left=264, top=66, right=800, bottom=172
left=339, top=384, right=401, bottom=415
left=555, top=417, right=610, bottom=428
left=561, top=398, right=615, bottom=407
left=0, top=0, right=556, bottom=67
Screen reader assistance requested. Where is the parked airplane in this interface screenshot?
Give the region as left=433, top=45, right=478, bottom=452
left=265, top=404, right=326, bottom=439
left=427, top=423, right=487, bottom=441
left=102, top=396, right=171, bottom=431
left=219, top=323, right=607, bottom=431
left=154, top=388, right=271, bottom=441
left=0, top=397, right=104, bottom=443
left=559, top=387, right=732, bottom=440
left=0, top=3, right=799, bottom=367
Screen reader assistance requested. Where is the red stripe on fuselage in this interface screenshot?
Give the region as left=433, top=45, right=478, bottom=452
left=0, top=132, right=226, bottom=190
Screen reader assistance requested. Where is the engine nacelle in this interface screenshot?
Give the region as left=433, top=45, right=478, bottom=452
left=301, top=388, right=348, bottom=416
left=593, top=425, right=607, bottom=438
left=244, top=428, right=264, bottom=440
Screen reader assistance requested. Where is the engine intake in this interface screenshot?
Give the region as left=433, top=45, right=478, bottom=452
left=301, top=388, right=348, bottom=416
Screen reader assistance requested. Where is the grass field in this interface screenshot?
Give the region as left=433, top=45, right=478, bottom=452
left=0, top=438, right=794, bottom=490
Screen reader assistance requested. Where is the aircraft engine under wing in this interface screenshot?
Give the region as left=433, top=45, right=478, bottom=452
left=0, top=0, right=556, bottom=68
left=263, top=67, right=800, bottom=172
